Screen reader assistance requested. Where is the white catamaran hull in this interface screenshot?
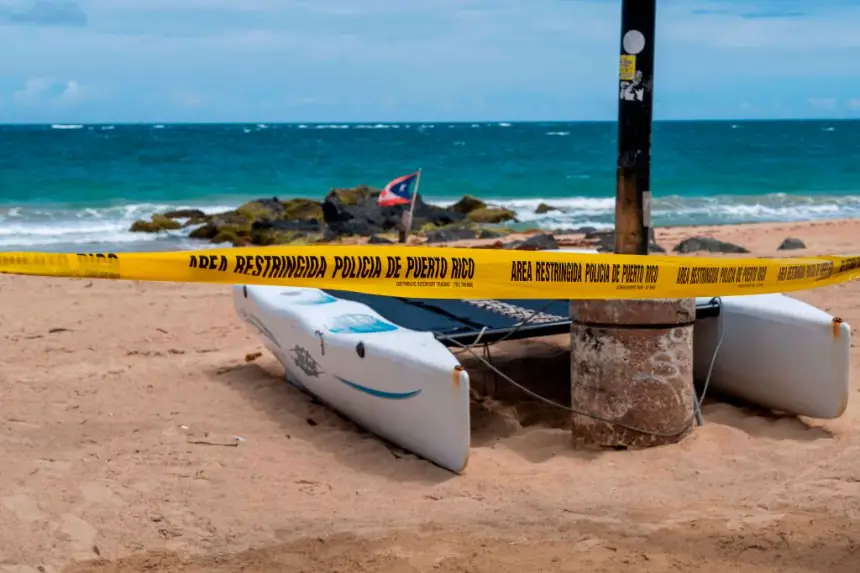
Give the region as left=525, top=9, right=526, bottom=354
left=232, top=284, right=471, bottom=473
left=234, top=277, right=850, bottom=472
left=693, top=293, right=850, bottom=419
left=552, top=247, right=851, bottom=418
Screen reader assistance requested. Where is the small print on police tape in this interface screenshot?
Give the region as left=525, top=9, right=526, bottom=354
left=1, top=247, right=859, bottom=300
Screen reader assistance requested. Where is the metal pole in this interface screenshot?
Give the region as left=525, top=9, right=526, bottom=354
left=570, top=0, right=697, bottom=448
left=614, top=0, right=656, bottom=255
left=398, top=169, right=421, bottom=244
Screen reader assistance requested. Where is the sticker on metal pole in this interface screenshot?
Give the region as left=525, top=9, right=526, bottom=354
left=622, top=30, right=646, bottom=55
left=619, top=70, right=645, bottom=101
left=619, top=55, right=636, bottom=81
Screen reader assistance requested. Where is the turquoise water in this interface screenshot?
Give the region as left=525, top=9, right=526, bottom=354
left=1, top=120, right=858, bottom=251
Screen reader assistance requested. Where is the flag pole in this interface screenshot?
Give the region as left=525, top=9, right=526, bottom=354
left=399, top=168, right=422, bottom=243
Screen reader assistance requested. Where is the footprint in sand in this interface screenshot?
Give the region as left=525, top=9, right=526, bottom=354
left=59, top=513, right=98, bottom=561
left=79, top=482, right=121, bottom=506
left=1, top=494, right=45, bottom=522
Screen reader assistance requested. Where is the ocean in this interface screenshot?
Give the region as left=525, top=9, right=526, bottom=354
left=1, top=120, right=858, bottom=252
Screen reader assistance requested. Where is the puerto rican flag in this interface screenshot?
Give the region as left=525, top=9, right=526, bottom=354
left=377, top=172, right=419, bottom=207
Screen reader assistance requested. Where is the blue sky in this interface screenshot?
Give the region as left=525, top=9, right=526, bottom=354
left=0, top=0, right=859, bottom=123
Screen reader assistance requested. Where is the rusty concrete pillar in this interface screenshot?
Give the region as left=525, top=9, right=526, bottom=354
left=569, top=298, right=696, bottom=448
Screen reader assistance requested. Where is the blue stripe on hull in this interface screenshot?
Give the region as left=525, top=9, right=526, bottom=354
left=333, top=376, right=422, bottom=400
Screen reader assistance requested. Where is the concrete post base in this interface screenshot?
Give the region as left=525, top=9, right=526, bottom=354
left=569, top=298, right=696, bottom=448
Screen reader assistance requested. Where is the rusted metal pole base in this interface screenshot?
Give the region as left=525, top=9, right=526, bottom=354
left=570, top=298, right=696, bottom=448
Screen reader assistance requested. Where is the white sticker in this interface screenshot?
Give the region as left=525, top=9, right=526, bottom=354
left=622, top=30, right=646, bottom=55
left=619, top=80, right=644, bottom=102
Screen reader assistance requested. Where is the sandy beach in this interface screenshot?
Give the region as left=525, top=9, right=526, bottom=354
left=2, top=219, right=859, bottom=573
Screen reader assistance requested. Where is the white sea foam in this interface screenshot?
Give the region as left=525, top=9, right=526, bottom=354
left=434, top=193, right=860, bottom=230
left=2, top=194, right=859, bottom=251
left=0, top=203, right=233, bottom=250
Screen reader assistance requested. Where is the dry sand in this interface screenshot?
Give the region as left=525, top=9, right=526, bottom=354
left=1, top=219, right=860, bottom=573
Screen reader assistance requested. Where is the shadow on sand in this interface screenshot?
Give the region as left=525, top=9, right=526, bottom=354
left=65, top=510, right=860, bottom=573
left=209, top=334, right=837, bottom=476
left=208, top=358, right=456, bottom=485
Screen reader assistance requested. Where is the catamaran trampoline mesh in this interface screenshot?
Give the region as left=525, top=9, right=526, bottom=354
left=323, top=290, right=721, bottom=346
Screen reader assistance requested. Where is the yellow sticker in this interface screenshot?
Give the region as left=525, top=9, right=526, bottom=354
left=619, top=55, right=636, bottom=81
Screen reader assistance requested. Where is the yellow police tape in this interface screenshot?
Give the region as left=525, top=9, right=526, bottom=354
left=1, top=247, right=860, bottom=300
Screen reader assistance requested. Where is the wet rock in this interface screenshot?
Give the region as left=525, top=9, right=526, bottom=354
left=143, top=186, right=477, bottom=246
left=425, top=226, right=477, bottom=243
left=450, top=195, right=486, bottom=215
left=534, top=203, right=559, bottom=214
left=320, top=186, right=379, bottom=232
left=281, top=198, right=324, bottom=222
left=251, top=219, right=323, bottom=245
left=584, top=229, right=665, bottom=253
left=673, top=237, right=749, bottom=254
left=161, top=208, right=208, bottom=222
left=504, top=233, right=559, bottom=251
left=466, top=207, right=517, bottom=224
left=478, top=229, right=506, bottom=239
left=187, top=211, right=254, bottom=245
left=778, top=237, right=806, bottom=251
left=327, top=218, right=383, bottom=237
left=129, top=214, right=182, bottom=233
left=411, top=196, right=465, bottom=229
left=235, top=198, right=288, bottom=222
left=322, top=186, right=463, bottom=238
left=182, top=197, right=326, bottom=246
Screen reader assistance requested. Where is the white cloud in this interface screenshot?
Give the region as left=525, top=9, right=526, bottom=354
left=11, top=76, right=92, bottom=105
left=58, top=79, right=88, bottom=102
left=12, top=76, right=54, bottom=102
left=2, top=0, right=860, bottom=122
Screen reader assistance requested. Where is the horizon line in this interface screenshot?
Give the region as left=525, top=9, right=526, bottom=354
left=1, top=117, right=858, bottom=126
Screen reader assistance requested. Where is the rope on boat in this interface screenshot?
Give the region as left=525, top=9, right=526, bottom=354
left=438, top=297, right=726, bottom=439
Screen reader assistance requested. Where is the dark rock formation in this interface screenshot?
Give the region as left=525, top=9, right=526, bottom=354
left=466, top=207, right=517, bottom=224
left=673, top=237, right=749, bottom=254
left=130, top=187, right=522, bottom=247
left=129, top=214, right=182, bottom=233
left=321, top=185, right=465, bottom=238
left=447, top=194, right=517, bottom=224
left=503, top=233, right=559, bottom=251
left=425, top=226, right=477, bottom=244
left=450, top=195, right=486, bottom=215
left=180, top=197, right=325, bottom=246
left=161, top=208, right=208, bottom=222
left=477, top=229, right=506, bottom=239
left=583, top=229, right=666, bottom=253
left=534, top=203, right=559, bottom=214
left=778, top=237, right=806, bottom=251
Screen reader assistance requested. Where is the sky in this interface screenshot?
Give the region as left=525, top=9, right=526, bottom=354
left=0, top=0, right=859, bottom=123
